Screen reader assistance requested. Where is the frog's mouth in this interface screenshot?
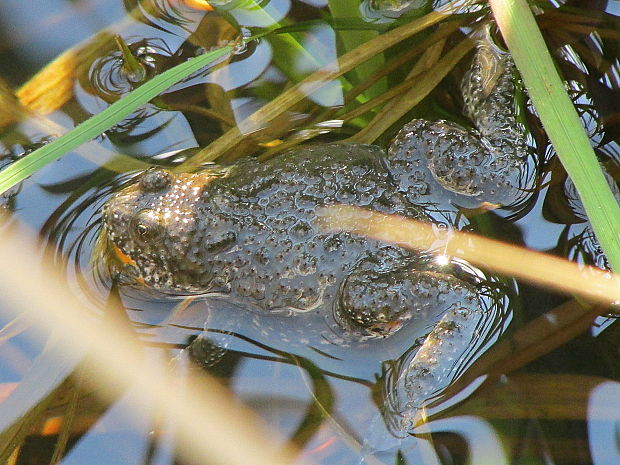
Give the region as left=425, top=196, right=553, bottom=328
left=112, top=243, right=135, bottom=267
left=111, top=244, right=147, bottom=286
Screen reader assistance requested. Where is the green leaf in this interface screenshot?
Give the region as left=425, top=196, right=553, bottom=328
left=0, top=44, right=233, bottom=195
left=490, top=0, right=620, bottom=272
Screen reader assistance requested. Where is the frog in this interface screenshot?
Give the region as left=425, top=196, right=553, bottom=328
left=98, top=33, right=530, bottom=412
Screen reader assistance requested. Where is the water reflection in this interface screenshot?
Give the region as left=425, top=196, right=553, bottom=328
left=210, top=0, right=291, bottom=27
left=85, top=37, right=174, bottom=100
left=543, top=170, right=615, bottom=270
left=123, top=0, right=208, bottom=34
left=539, top=30, right=620, bottom=272
left=359, top=0, right=430, bottom=24
left=291, top=24, right=342, bottom=108
left=412, top=416, right=508, bottom=465
left=588, top=381, right=620, bottom=465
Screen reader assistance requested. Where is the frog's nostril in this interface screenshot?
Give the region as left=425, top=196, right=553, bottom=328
left=140, top=168, right=172, bottom=192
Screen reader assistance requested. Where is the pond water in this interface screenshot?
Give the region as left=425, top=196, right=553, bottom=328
left=1, top=0, right=620, bottom=464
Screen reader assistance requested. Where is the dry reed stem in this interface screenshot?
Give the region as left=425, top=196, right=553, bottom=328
left=319, top=205, right=620, bottom=304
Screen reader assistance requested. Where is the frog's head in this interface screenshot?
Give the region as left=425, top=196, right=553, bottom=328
left=98, top=167, right=219, bottom=294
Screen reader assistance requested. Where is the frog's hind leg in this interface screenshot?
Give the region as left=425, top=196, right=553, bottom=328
left=385, top=35, right=531, bottom=211
left=335, top=264, right=496, bottom=432
left=334, top=265, right=483, bottom=341
left=382, top=298, right=489, bottom=433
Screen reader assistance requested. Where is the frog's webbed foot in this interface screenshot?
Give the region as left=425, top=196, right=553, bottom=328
left=381, top=301, right=488, bottom=433
left=188, top=331, right=232, bottom=368
left=184, top=299, right=245, bottom=369
left=334, top=265, right=481, bottom=340
left=385, top=35, right=532, bottom=212
left=388, top=120, right=525, bottom=207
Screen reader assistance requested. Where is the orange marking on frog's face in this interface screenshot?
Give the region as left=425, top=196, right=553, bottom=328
left=111, top=244, right=146, bottom=286
left=113, top=243, right=136, bottom=266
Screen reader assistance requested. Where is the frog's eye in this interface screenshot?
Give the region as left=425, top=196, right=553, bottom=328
left=132, top=209, right=164, bottom=244
left=140, top=168, right=172, bottom=192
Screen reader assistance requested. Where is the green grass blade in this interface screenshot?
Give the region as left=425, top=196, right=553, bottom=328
left=490, top=0, right=620, bottom=272
left=0, top=44, right=233, bottom=195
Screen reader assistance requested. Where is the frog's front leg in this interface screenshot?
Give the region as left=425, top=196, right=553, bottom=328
left=334, top=264, right=482, bottom=341
left=385, top=34, right=531, bottom=211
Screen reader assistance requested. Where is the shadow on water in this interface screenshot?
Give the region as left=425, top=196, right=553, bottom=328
left=2, top=1, right=620, bottom=464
